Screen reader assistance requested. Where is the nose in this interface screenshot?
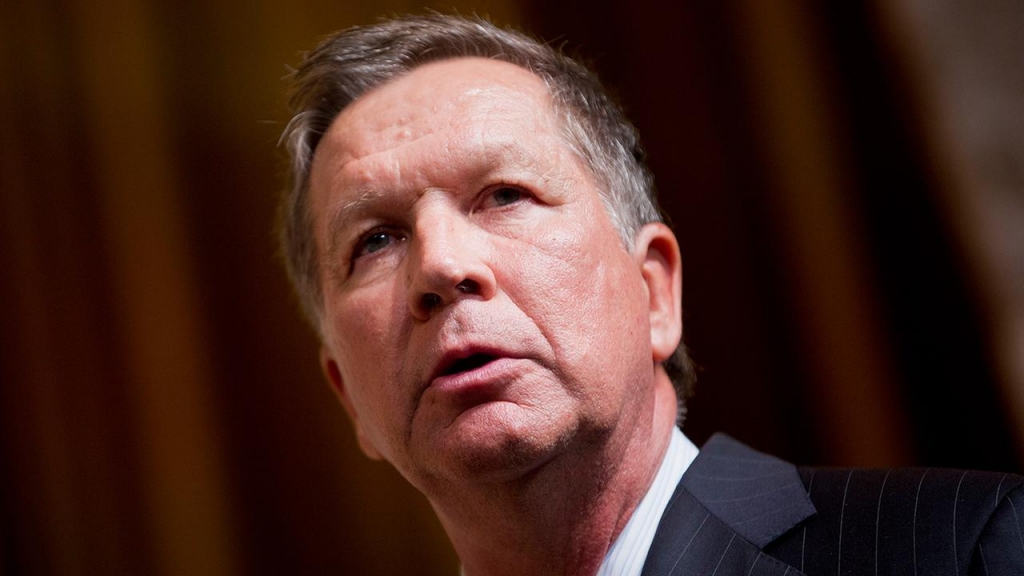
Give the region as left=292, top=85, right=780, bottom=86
left=406, top=210, right=496, bottom=320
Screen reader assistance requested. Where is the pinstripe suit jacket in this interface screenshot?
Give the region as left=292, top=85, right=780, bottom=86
left=641, top=434, right=1024, bottom=575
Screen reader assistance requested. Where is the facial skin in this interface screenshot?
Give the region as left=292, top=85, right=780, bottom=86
left=310, top=58, right=682, bottom=496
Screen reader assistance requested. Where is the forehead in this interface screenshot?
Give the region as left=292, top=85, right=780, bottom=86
left=308, top=58, right=574, bottom=210
left=318, top=57, right=558, bottom=166
left=347, top=57, right=550, bottom=117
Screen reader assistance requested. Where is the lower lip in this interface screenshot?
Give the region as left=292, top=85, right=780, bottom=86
left=428, top=357, right=524, bottom=396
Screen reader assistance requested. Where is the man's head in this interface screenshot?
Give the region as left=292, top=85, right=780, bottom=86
left=279, top=15, right=694, bottom=487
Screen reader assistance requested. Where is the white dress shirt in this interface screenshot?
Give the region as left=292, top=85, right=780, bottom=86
left=596, top=426, right=699, bottom=576
left=458, top=427, right=698, bottom=576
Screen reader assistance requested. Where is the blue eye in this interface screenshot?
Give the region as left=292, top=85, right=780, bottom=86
left=491, top=187, right=523, bottom=206
left=356, top=230, right=401, bottom=258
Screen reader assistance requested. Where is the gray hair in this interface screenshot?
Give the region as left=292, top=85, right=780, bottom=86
left=279, top=14, right=695, bottom=404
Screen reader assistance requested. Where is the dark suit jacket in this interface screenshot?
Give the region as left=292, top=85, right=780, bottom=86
left=641, top=434, right=1024, bottom=575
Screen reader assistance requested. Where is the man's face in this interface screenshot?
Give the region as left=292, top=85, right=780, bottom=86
left=310, top=58, right=678, bottom=490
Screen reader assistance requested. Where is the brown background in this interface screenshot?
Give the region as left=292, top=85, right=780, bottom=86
left=2, top=0, right=1021, bottom=574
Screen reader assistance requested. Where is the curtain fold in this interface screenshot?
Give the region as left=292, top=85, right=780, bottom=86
left=1, top=0, right=1017, bottom=573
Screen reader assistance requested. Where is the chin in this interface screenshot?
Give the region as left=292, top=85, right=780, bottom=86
left=424, top=402, right=577, bottom=483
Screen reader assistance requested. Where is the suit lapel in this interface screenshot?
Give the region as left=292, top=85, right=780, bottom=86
left=641, top=434, right=815, bottom=575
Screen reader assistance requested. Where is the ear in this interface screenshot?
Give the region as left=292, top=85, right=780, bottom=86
left=633, top=223, right=683, bottom=363
left=319, top=347, right=383, bottom=460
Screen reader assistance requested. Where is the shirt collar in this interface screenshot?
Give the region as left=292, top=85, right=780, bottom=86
left=597, top=426, right=699, bottom=576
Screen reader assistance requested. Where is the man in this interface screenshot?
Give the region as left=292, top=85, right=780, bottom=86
left=278, top=14, right=1024, bottom=575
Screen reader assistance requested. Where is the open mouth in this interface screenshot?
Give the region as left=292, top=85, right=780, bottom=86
left=442, top=353, right=498, bottom=376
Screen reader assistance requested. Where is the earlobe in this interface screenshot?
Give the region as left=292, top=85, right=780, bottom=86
left=634, top=223, right=683, bottom=363
left=319, top=347, right=383, bottom=460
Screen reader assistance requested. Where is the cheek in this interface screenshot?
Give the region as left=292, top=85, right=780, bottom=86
left=325, top=283, right=409, bottom=407
left=498, top=220, right=648, bottom=372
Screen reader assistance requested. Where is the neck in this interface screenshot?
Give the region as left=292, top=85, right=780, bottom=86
left=431, top=371, right=679, bottom=576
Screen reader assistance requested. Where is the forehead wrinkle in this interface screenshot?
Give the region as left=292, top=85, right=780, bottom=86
left=317, top=82, right=576, bottom=275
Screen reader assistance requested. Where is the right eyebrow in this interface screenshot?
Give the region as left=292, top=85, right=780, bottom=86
left=324, top=187, right=384, bottom=265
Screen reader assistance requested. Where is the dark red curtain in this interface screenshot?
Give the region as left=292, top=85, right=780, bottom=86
left=1, top=0, right=1018, bottom=574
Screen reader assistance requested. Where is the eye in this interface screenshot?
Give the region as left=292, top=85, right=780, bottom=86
left=491, top=186, right=523, bottom=206
left=354, top=228, right=404, bottom=259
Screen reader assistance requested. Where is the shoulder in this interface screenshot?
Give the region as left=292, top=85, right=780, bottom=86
left=794, top=466, right=1023, bottom=530
left=767, top=466, right=1024, bottom=574
left=651, top=434, right=1024, bottom=574
left=795, top=466, right=1022, bottom=523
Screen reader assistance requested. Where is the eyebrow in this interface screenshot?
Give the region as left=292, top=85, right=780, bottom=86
left=324, top=187, right=385, bottom=265
left=320, top=139, right=551, bottom=264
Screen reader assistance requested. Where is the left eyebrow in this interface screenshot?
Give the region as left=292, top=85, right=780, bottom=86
left=321, top=138, right=556, bottom=261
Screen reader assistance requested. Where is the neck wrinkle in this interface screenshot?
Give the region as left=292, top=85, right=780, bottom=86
left=442, top=371, right=679, bottom=576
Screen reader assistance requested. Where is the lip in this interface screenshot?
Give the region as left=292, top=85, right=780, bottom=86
left=427, top=344, right=521, bottom=393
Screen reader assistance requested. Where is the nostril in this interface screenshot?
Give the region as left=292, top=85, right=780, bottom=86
left=417, top=280, right=478, bottom=315
left=422, top=293, right=442, bottom=310
left=456, top=279, right=478, bottom=294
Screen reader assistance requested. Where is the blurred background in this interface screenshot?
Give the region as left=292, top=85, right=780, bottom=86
left=2, top=0, right=1022, bottom=573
